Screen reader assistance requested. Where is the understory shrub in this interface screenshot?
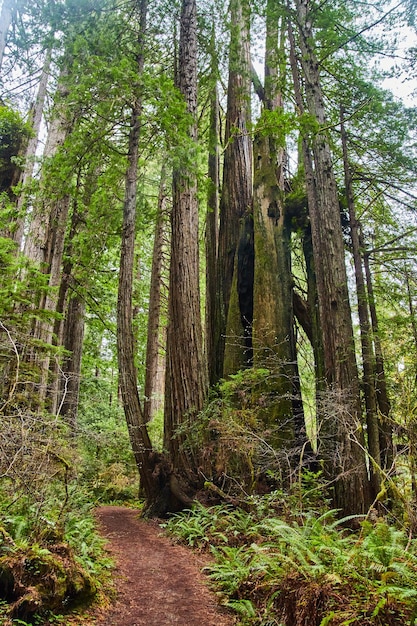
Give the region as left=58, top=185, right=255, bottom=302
left=183, top=368, right=316, bottom=499
left=165, top=498, right=417, bottom=625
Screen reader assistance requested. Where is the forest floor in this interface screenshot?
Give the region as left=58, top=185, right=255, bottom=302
left=70, top=505, right=236, bottom=626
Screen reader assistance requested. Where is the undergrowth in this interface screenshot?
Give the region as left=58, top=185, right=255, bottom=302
left=164, top=493, right=417, bottom=626
left=0, top=483, right=114, bottom=625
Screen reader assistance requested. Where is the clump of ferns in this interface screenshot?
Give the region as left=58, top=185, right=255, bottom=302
left=164, top=502, right=264, bottom=549
left=168, top=504, right=417, bottom=624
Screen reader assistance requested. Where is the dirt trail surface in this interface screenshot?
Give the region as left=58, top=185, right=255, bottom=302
left=93, top=506, right=235, bottom=626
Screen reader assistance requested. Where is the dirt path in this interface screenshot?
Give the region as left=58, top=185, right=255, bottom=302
left=92, top=506, right=236, bottom=626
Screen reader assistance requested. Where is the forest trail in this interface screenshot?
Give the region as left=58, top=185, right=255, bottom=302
left=91, top=506, right=235, bottom=626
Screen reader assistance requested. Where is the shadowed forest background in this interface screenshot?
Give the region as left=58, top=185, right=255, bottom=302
left=1, top=0, right=417, bottom=623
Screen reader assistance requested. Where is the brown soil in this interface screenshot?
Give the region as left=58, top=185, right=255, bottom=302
left=91, top=506, right=236, bottom=626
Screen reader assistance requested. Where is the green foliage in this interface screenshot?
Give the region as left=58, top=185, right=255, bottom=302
left=0, top=487, right=110, bottom=624
left=166, top=499, right=417, bottom=625
left=0, top=238, right=51, bottom=325
left=76, top=376, right=138, bottom=503
left=0, top=105, right=32, bottom=163
left=183, top=368, right=303, bottom=497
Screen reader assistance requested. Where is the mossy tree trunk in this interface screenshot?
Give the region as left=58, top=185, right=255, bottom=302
left=253, top=4, right=303, bottom=459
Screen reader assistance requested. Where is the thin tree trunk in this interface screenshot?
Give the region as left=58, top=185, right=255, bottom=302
left=116, top=0, right=156, bottom=499
left=35, top=193, right=71, bottom=408
left=403, top=265, right=417, bottom=501
left=143, top=166, right=168, bottom=423
left=363, top=248, right=393, bottom=470
left=341, top=108, right=381, bottom=498
left=288, top=30, right=325, bottom=405
left=58, top=294, right=85, bottom=426
left=206, top=20, right=219, bottom=386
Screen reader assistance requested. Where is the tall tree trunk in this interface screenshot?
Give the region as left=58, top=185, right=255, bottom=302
left=253, top=5, right=305, bottom=462
left=24, top=77, right=69, bottom=266
left=362, top=247, right=393, bottom=471
left=116, top=0, right=156, bottom=500
left=58, top=294, right=85, bottom=426
left=288, top=1, right=371, bottom=515
left=206, top=20, right=219, bottom=386
left=164, top=0, right=207, bottom=475
left=0, top=0, right=13, bottom=71
left=341, top=108, right=381, bottom=498
left=48, top=167, right=97, bottom=417
left=143, top=166, right=168, bottom=423
left=35, top=190, right=71, bottom=409
left=216, top=0, right=253, bottom=379
left=404, top=265, right=417, bottom=501
left=13, top=49, right=51, bottom=248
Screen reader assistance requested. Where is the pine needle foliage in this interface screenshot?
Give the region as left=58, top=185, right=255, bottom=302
left=165, top=498, right=417, bottom=625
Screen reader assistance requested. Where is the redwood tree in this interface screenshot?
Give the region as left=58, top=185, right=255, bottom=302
left=253, top=2, right=302, bottom=456
left=215, top=0, right=253, bottom=379
left=289, top=0, right=372, bottom=515
left=163, top=0, right=207, bottom=475
left=116, top=0, right=155, bottom=499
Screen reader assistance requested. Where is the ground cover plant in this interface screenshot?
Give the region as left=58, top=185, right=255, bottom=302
left=165, top=494, right=417, bottom=626
left=0, top=488, right=114, bottom=625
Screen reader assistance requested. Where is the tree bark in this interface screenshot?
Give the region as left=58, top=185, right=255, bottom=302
left=253, top=4, right=305, bottom=461
left=24, top=73, right=69, bottom=266
left=13, top=49, right=51, bottom=248
left=289, top=1, right=371, bottom=515
left=206, top=20, right=220, bottom=386
left=116, top=0, right=156, bottom=500
left=58, top=294, right=85, bottom=426
left=143, top=166, right=168, bottom=423
left=341, top=108, right=381, bottom=498
left=362, top=247, right=393, bottom=471
left=164, top=0, right=207, bottom=476
left=217, top=0, right=253, bottom=379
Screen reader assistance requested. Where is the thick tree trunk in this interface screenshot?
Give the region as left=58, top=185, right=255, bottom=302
left=253, top=5, right=305, bottom=463
left=341, top=109, right=381, bottom=498
left=215, top=0, right=253, bottom=381
left=289, top=2, right=371, bottom=515
left=164, top=0, right=207, bottom=476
